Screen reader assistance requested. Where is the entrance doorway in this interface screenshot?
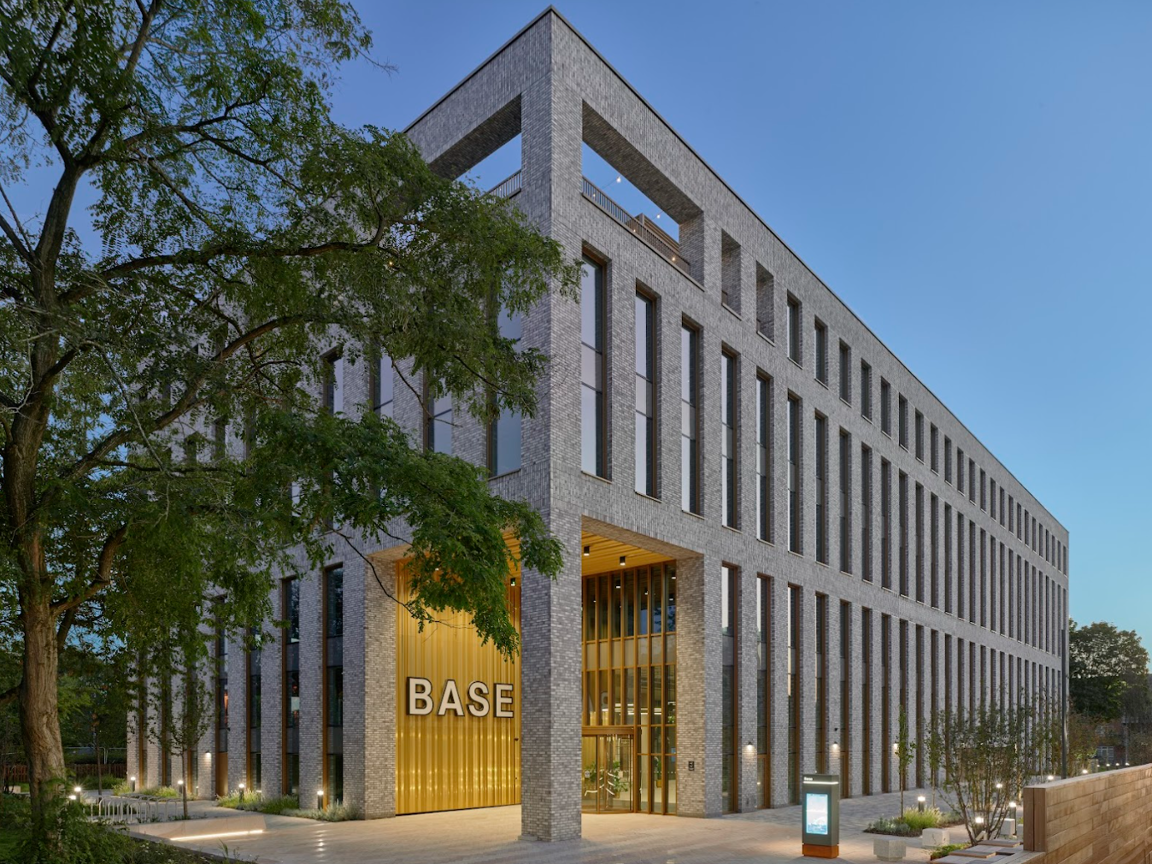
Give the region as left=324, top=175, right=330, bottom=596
left=581, top=731, right=635, bottom=813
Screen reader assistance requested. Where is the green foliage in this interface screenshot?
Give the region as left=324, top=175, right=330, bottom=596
left=938, top=699, right=1057, bottom=844
left=1, top=794, right=128, bottom=864
left=217, top=792, right=298, bottom=814
left=930, top=845, right=969, bottom=860
left=901, top=806, right=944, bottom=831
left=0, top=0, right=580, bottom=832
left=282, top=803, right=360, bottom=821
left=864, top=816, right=915, bottom=836
left=1069, top=620, right=1151, bottom=721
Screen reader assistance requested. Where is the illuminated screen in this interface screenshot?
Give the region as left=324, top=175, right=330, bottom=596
left=805, top=792, right=829, bottom=836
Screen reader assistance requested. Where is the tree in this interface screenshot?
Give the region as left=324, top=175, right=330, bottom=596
left=924, top=711, right=945, bottom=808
left=939, top=701, right=1038, bottom=844
left=1069, top=620, right=1151, bottom=721
left=1066, top=712, right=1101, bottom=774
left=895, top=704, right=916, bottom=814
left=0, top=0, right=580, bottom=838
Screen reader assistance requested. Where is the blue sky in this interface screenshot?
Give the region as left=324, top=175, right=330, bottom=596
left=335, top=1, right=1152, bottom=647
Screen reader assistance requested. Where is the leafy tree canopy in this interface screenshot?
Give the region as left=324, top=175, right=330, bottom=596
left=1069, top=620, right=1151, bottom=721
left=0, top=0, right=579, bottom=823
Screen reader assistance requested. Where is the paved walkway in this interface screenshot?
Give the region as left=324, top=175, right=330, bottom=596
left=133, top=788, right=1005, bottom=864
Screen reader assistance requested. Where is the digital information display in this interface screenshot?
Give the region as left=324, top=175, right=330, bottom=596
left=800, top=774, right=840, bottom=857
left=804, top=792, right=829, bottom=836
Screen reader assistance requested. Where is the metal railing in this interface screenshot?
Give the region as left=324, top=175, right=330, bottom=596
left=581, top=177, right=690, bottom=274
left=488, top=170, right=522, bottom=199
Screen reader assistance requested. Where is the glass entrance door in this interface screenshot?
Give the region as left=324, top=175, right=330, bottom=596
left=581, top=733, right=635, bottom=813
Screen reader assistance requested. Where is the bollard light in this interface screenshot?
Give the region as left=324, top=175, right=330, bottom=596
left=1047, top=774, right=1055, bottom=781
left=917, top=795, right=926, bottom=813
left=1082, top=768, right=1088, bottom=774
left=238, top=782, right=246, bottom=803
left=130, top=775, right=136, bottom=793
left=316, top=788, right=325, bottom=811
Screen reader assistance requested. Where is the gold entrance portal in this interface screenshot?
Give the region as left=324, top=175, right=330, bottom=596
left=394, top=559, right=521, bottom=815
left=581, top=547, right=678, bottom=815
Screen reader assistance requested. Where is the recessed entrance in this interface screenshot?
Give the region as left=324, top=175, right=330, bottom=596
left=581, top=731, right=635, bottom=813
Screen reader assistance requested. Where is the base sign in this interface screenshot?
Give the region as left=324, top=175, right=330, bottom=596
left=801, top=773, right=840, bottom=858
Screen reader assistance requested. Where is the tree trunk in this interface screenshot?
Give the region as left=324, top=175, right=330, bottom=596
left=19, top=595, right=66, bottom=825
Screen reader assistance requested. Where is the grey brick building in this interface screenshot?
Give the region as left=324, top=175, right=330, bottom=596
left=127, top=7, right=1069, bottom=842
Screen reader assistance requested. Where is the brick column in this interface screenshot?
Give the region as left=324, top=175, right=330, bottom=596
left=359, top=556, right=396, bottom=818
left=675, top=551, right=722, bottom=817
left=519, top=509, right=583, bottom=841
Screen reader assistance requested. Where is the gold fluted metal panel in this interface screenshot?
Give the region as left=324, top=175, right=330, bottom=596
left=395, top=560, right=521, bottom=815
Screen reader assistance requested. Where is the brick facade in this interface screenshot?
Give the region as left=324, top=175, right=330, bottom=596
left=129, top=7, right=1069, bottom=845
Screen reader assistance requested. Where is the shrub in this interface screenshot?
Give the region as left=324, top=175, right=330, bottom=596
left=283, top=802, right=360, bottom=822
left=865, top=816, right=915, bottom=837
left=129, top=786, right=179, bottom=799
left=931, top=844, right=969, bottom=860
left=901, top=806, right=944, bottom=831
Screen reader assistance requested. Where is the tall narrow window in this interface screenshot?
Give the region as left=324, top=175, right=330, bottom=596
left=323, top=565, right=344, bottom=805
left=980, top=469, right=987, bottom=511
left=757, top=576, right=771, bottom=806
left=839, top=431, right=852, bottom=573
left=634, top=292, right=656, bottom=495
left=370, top=350, right=394, bottom=417
left=944, top=437, right=952, bottom=483
left=787, top=395, right=802, bottom=553
left=721, top=350, right=738, bottom=528
left=839, top=341, right=851, bottom=402
left=282, top=577, right=300, bottom=796
left=881, top=614, right=892, bottom=793
left=814, top=321, right=828, bottom=384
left=424, top=382, right=453, bottom=455
left=788, top=585, right=801, bottom=803
left=898, top=395, right=908, bottom=449
left=721, top=231, right=741, bottom=312
left=861, top=608, right=872, bottom=795
left=322, top=350, right=342, bottom=415
left=787, top=294, right=802, bottom=364
left=246, top=628, right=261, bottom=791
left=915, top=483, right=925, bottom=603
left=881, top=459, right=892, bottom=589
left=930, top=494, right=939, bottom=608
left=581, top=255, right=607, bottom=477
left=721, top=565, right=738, bottom=813
left=957, top=513, right=966, bottom=620
left=914, top=410, right=924, bottom=461
left=944, top=504, right=953, bottom=614
left=899, top=471, right=909, bottom=596
left=815, top=594, right=828, bottom=773
left=756, top=263, right=775, bottom=341
left=930, top=424, right=939, bottom=473
left=860, top=361, right=872, bottom=420
left=756, top=374, right=773, bottom=543
left=213, top=599, right=228, bottom=797
left=815, top=413, right=828, bottom=564
left=489, top=307, right=523, bottom=476
left=839, top=601, right=851, bottom=798
left=880, top=379, right=891, bottom=435
left=681, top=324, right=700, bottom=513
left=957, top=448, right=965, bottom=494
left=861, top=445, right=873, bottom=582
left=968, top=459, right=976, bottom=503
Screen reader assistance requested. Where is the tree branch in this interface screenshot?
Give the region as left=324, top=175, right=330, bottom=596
left=58, top=313, right=314, bottom=484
